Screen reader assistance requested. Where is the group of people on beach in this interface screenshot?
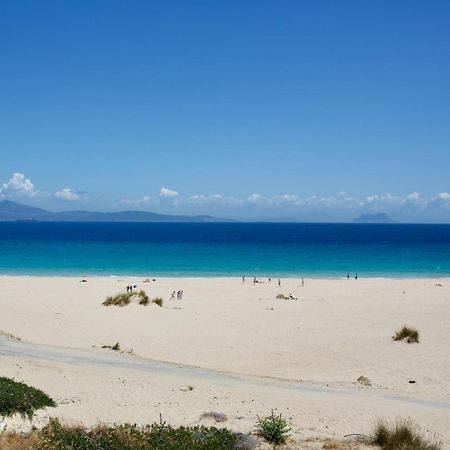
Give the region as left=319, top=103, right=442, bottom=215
left=242, top=276, right=305, bottom=287
left=126, top=285, right=137, bottom=292
left=170, top=290, right=183, bottom=300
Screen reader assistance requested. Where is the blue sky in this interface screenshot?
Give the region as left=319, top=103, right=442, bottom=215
left=1, top=1, right=449, bottom=221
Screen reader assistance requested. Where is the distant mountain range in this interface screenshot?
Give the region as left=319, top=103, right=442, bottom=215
left=352, top=213, right=393, bottom=223
left=0, top=200, right=231, bottom=222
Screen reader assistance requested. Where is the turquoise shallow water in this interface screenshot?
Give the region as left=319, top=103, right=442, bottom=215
left=0, top=222, right=450, bottom=277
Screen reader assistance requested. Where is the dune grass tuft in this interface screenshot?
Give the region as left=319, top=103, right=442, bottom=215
left=102, top=290, right=159, bottom=307
left=393, top=325, right=420, bottom=343
left=276, top=293, right=289, bottom=299
left=138, top=290, right=150, bottom=305
left=0, top=377, right=56, bottom=419
left=373, top=420, right=441, bottom=450
left=102, top=292, right=133, bottom=307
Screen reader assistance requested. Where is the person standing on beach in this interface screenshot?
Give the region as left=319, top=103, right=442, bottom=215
left=301, top=277, right=304, bottom=287
left=278, top=278, right=281, bottom=287
left=242, top=276, right=245, bottom=283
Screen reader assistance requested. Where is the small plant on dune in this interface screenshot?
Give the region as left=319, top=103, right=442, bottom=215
left=101, top=342, right=121, bottom=351
left=112, top=342, right=121, bottom=351
left=102, top=292, right=133, bottom=307
left=276, top=294, right=288, bottom=299
left=372, top=420, right=441, bottom=450
left=152, top=297, right=163, bottom=307
left=0, top=377, right=56, bottom=419
left=393, top=325, right=420, bottom=343
left=200, top=411, right=228, bottom=423
left=138, top=290, right=150, bottom=305
left=255, top=410, right=291, bottom=445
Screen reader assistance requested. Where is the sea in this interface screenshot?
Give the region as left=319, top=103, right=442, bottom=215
left=0, top=222, right=450, bottom=278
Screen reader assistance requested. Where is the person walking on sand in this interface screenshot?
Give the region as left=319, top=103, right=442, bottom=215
left=170, top=291, right=176, bottom=301
left=242, top=276, right=245, bottom=283
left=355, top=273, right=358, bottom=280
left=278, top=278, right=281, bottom=287
left=302, top=277, right=304, bottom=287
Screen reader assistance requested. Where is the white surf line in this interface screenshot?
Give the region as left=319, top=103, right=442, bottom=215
left=1, top=337, right=449, bottom=411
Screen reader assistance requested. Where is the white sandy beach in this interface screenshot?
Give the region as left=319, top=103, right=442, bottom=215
left=1, top=276, right=450, bottom=448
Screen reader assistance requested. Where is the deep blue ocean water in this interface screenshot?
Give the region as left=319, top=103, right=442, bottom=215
left=0, top=222, right=450, bottom=277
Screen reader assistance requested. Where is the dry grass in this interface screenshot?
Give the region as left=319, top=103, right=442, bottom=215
left=102, top=292, right=133, bottom=307
left=138, top=290, right=150, bottom=305
left=102, top=291, right=158, bottom=307
left=276, top=294, right=289, bottom=299
left=200, top=411, right=228, bottom=423
left=0, top=433, right=40, bottom=450
left=102, top=342, right=121, bottom=351
left=373, top=420, right=441, bottom=449
left=393, top=325, right=420, bottom=343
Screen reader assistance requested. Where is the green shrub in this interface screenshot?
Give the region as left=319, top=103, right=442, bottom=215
left=255, top=410, right=291, bottom=445
left=373, top=420, right=441, bottom=450
left=0, top=377, right=56, bottom=419
left=152, top=297, right=163, bottom=307
left=393, top=325, right=419, bottom=343
left=38, top=417, right=251, bottom=450
left=276, top=294, right=288, bottom=299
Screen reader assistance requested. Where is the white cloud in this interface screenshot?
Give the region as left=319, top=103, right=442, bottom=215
left=119, top=195, right=151, bottom=206
left=245, top=193, right=268, bottom=205
left=1, top=173, right=36, bottom=197
left=54, top=188, right=80, bottom=201
left=159, top=187, right=179, bottom=198
left=434, top=192, right=450, bottom=202
left=188, top=194, right=225, bottom=204
left=272, top=194, right=301, bottom=204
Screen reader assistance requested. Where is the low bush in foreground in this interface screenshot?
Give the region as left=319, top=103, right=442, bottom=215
left=36, top=417, right=251, bottom=450
left=152, top=297, right=163, bottom=307
left=373, top=420, right=441, bottom=450
left=276, top=294, right=288, bottom=299
left=393, top=325, right=420, bottom=343
left=0, top=377, right=56, bottom=419
left=255, top=410, right=291, bottom=445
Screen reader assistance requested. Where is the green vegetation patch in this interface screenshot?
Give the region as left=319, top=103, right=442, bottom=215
left=0, top=377, right=56, bottom=419
left=255, top=410, right=291, bottom=445
left=38, top=417, right=250, bottom=450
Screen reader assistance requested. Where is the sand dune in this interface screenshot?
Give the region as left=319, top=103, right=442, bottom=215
left=1, top=276, right=449, bottom=447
